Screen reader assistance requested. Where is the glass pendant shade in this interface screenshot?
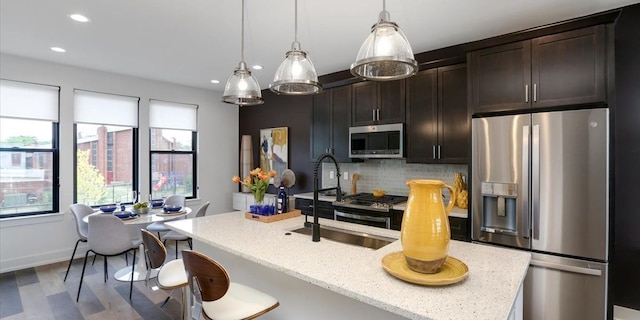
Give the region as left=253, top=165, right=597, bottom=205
left=270, top=42, right=322, bottom=95
left=270, top=0, right=322, bottom=95
left=350, top=10, right=418, bottom=81
left=222, top=0, right=264, bottom=106
left=222, top=61, right=264, bottom=105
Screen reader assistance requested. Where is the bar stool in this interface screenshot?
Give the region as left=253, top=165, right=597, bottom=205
left=140, top=229, right=189, bottom=318
left=181, top=250, right=280, bottom=320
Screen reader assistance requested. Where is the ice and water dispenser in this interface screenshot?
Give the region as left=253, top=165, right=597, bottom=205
left=481, top=182, right=518, bottom=236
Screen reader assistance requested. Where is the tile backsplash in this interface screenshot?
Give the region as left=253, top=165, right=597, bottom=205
left=321, top=159, right=468, bottom=197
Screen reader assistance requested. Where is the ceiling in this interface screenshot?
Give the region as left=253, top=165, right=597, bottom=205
left=1, top=0, right=636, bottom=92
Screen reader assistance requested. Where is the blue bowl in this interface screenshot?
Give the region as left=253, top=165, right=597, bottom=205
left=151, top=200, right=164, bottom=208
left=115, top=211, right=133, bottom=219
left=100, top=205, right=117, bottom=213
left=164, top=205, right=182, bottom=212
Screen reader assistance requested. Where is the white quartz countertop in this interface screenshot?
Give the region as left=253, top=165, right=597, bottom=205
left=166, top=211, right=529, bottom=320
left=293, top=192, right=469, bottom=218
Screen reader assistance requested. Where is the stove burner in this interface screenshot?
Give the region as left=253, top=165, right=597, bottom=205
left=342, top=193, right=408, bottom=205
left=334, top=193, right=408, bottom=212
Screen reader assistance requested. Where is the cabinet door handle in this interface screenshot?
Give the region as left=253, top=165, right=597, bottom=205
left=525, top=85, right=529, bottom=103
left=438, top=145, right=441, bottom=159
left=376, top=109, right=380, bottom=121
left=533, top=83, right=537, bottom=102
left=432, top=145, right=437, bottom=159
left=372, top=109, right=376, bottom=121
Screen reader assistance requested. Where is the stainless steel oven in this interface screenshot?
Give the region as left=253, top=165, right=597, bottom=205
left=334, top=208, right=391, bottom=229
left=333, top=193, right=407, bottom=229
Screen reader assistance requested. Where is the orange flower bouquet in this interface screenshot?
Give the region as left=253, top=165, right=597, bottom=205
left=232, top=168, right=276, bottom=204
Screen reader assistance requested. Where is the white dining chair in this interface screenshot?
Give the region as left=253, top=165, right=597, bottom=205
left=77, top=214, right=141, bottom=301
left=162, top=201, right=210, bottom=259
left=63, top=204, right=93, bottom=282
left=146, top=194, right=186, bottom=239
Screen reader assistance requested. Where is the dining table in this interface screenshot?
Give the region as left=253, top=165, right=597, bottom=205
left=84, top=206, right=192, bottom=282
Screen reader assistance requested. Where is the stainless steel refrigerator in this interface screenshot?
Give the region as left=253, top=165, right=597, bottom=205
left=471, top=108, right=609, bottom=320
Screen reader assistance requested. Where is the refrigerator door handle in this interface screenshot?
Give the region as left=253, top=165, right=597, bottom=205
left=530, top=260, right=602, bottom=277
left=522, top=125, right=530, bottom=239
left=532, top=124, right=540, bottom=240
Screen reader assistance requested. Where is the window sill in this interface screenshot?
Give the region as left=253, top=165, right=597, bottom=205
left=0, top=212, right=66, bottom=228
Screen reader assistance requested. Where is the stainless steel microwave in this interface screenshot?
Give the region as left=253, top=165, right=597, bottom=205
left=349, top=123, right=404, bottom=159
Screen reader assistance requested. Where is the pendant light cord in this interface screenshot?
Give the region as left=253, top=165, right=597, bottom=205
left=383, top=0, right=386, bottom=12
left=241, top=0, right=245, bottom=63
left=292, top=0, right=300, bottom=50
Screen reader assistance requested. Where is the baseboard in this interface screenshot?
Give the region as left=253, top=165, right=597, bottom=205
left=0, top=244, right=89, bottom=273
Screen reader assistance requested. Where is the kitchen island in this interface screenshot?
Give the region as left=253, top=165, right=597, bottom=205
left=165, top=211, right=529, bottom=320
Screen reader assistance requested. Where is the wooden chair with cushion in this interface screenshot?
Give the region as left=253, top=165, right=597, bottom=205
left=141, top=229, right=189, bottom=318
left=162, top=201, right=210, bottom=258
left=181, top=250, right=280, bottom=320
left=77, top=214, right=140, bottom=301
left=146, top=194, right=186, bottom=239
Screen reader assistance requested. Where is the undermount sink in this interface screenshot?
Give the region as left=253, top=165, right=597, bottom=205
left=290, top=225, right=396, bottom=250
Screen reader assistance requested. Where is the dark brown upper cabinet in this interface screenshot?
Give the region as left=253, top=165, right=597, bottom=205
left=351, top=80, right=405, bottom=126
left=406, top=64, right=468, bottom=164
left=311, top=86, right=351, bottom=162
left=469, top=25, right=606, bottom=114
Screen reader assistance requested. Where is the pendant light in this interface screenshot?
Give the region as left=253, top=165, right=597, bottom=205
left=350, top=0, right=418, bottom=81
left=270, top=0, right=322, bottom=95
left=222, top=0, right=264, bottom=106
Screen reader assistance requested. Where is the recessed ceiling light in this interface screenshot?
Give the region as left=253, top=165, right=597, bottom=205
left=252, top=65, right=263, bottom=70
left=211, top=80, right=220, bottom=84
left=51, top=47, right=66, bottom=53
left=69, top=14, right=90, bottom=23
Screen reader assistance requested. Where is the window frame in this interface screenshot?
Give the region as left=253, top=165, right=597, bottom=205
left=149, top=130, right=197, bottom=200
left=0, top=121, right=60, bottom=218
left=73, top=124, right=139, bottom=207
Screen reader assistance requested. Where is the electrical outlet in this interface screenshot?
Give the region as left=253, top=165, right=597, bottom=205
left=343, top=171, right=349, bottom=180
left=330, top=170, right=335, bottom=179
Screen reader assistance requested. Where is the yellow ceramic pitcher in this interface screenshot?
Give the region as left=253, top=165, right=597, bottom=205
left=401, top=179, right=456, bottom=274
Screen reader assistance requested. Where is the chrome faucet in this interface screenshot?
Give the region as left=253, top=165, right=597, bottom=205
left=307, top=153, right=342, bottom=242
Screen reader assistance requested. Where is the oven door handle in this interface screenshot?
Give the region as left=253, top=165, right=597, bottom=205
left=332, top=202, right=390, bottom=212
left=334, top=211, right=389, bottom=223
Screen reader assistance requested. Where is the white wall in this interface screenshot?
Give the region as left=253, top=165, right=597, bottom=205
left=0, top=53, right=239, bottom=272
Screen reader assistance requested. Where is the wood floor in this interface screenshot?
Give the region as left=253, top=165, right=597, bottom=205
left=0, top=241, right=188, bottom=320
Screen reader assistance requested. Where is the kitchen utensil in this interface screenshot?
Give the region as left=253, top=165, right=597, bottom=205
left=351, top=173, right=359, bottom=194
left=282, top=169, right=296, bottom=188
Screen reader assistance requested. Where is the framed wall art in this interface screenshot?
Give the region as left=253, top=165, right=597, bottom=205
left=259, top=127, right=288, bottom=184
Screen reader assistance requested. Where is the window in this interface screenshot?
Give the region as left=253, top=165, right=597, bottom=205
left=149, top=100, right=197, bottom=200
left=74, top=90, right=139, bottom=206
left=0, top=79, right=60, bottom=217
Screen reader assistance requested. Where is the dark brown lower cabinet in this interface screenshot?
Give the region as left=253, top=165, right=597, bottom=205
left=391, top=209, right=469, bottom=241
left=295, top=198, right=334, bottom=220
